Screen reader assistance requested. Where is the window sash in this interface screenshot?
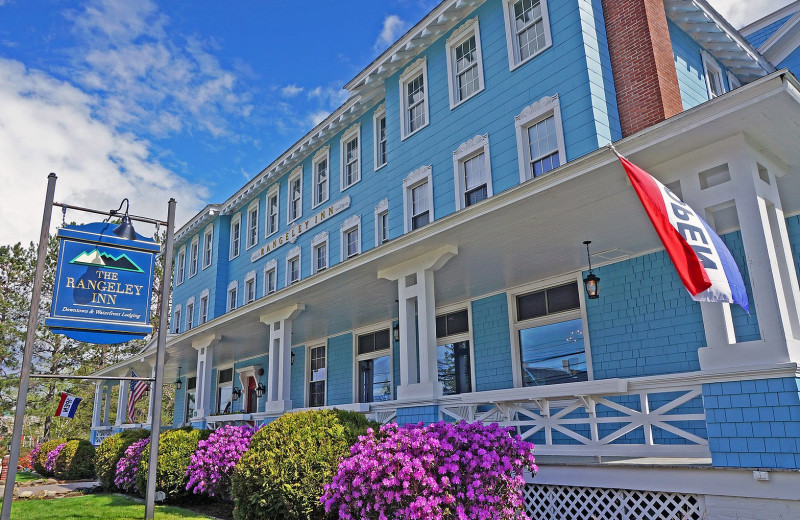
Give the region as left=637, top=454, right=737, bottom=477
left=437, top=340, right=472, bottom=395
left=289, top=258, right=300, bottom=283
left=358, top=355, right=392, bottom=403
left=527, top=116, right=560, bottom=178
left=268, top=195, right=278, bottom=234
left=454, top=36, right=479, bottom=101
left=379, top=211, right=388, bottom=243
left=189, top=242, right=198, bottom=276
left=174, top=310, right=181, bottom=334
left=345, top=229, right=358, bottom=258
left=345, top=137, right=359, bottom=186
left=231, top=221, right=240, bottom=257
left=248, top=208, right=258, bottom=247
left=290, top=178, right=302, bottom=221
left=200, top=297, right=208, bottom=324
left=177, top=252, right=185, bottom=283
left=203, top=233, right=212, bottom=267
left=266, top=269, right=276, bottom=293
left=186, top=304, right=194, bottom=330
left=406, top=74, right=426, bottom=133
left=377, top=116, right=387, bottom=166
left=411, top=182, right=430, bottom=229
left=513, top=0, right=545, bottom=61
left=229, top=288, right=237, bottom=310
left=315, top=159, right=328, bottom=205
left=315, top=243, right=327, bottom=271
left=246, top=279, right=255, bottom=303
left=519, top=317, right=587, bottom=387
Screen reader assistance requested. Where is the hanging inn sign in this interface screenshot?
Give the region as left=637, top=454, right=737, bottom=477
left=45, top=222, right=159, bottom=344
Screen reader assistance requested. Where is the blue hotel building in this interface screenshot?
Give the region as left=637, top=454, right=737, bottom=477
left=91, top=0, right=800, bottom=517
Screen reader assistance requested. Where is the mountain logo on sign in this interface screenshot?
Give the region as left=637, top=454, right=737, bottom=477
left=69, top=249, right=144, bottom=273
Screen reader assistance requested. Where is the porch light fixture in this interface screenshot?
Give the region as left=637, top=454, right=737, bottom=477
left=255, top=382, right=266, bottom=398
left=110, top=198, right=137, bottom=240
left=232, top=386, right=242, bottom=402
left=174, top=367, right=182, bottom=390
left=393, top=322, right=400, bottom=343
left=583, top=241, right=600, bottom=299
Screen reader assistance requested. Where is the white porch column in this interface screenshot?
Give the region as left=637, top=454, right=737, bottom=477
left=379, top=245, right=457, bottom=400
left=91, top=382, right=102, bottom=429
left=102, top=384, right=112, bottom=425
left=260, top=304, right=304, bottom=414
left=115, top=378, right=130, bottom=426
left=192, top=334, right=220, bottom=421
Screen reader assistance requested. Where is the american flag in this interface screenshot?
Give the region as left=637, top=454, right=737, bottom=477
left=127, top=370, right=150, bottom=423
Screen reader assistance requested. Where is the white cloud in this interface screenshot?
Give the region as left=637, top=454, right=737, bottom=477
left=308, top=110, right=331, bottom=126
left=281, top=84, right=304, bottom=98
left=375, top=15, right=407, bottom=51
left=0, top=58, right=208, bottom=245
left=706, top=0, right=795, bottom=28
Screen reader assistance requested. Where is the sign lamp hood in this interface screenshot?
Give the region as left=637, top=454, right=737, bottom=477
left=111, top=198, right=137, bottom=241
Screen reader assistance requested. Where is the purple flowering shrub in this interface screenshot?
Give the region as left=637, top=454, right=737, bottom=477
left=32, top=438, right=66, bottom=476
left=322, top=421, right=538, bottom=520
left=186, top=424, right=254, bottom=499
left=28, top=443, right=41, bottom=470
left=114, top=438, right=149, bottom=494
left=44, top=442, right=67, bottom=474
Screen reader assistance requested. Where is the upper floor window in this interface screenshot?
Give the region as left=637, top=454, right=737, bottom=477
left=375, top=199, right=389, bottom=245
left=436, top=309, right=472, bottom=395
left=176, top=247, right=186, bottom=285
left=503, top=0, right=552, bottom=70
left=267, top=187, right=279, bottom=237
left=374, top=105, right=387, bottom=170
left=702, top=52, right=725, bottom=98
left=453, top=134, right=493, bottom=210
left=245, top=271, right=256, bottom=304
left=403, top=165, right=433, bottom=232
left=227, top=281, right=238, bottom=312
left=312, top=232, right=328, bottom=274
left=287, top=247, right=301, bottom=285
left=174, top=306, right=182, bottom=334
left=400, top=58, right=429, bottom=139
left=288, top=168, right=303, bottom=223
left=313, top=147, right=329, bottom=208
left=340, top=216, right=361, bottom=261
left=357, top=328, right=392, bottom=403
left=199, top=294, right=209, bottom=325
left=246, top=202, right=259, bottom=249
left=230, top=214, right=241, bottom=259
left=202, top=227, right=213, bottom=269
left=514, top=281, right=587, bottom=387
left=340, top=125, right=361, bottom=190
left=186, top=301, right=194, bottom=331
left=446, top=18, right=485, bottom=108
left=515, top=95, right=565, bottom=183
left=308, top=345, right=326, bottom=407
left=264, top=260, right=277, bottom=295
left=189, top=237, right=199, bottom=278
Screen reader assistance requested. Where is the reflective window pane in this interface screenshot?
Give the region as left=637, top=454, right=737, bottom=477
left=519, top=318, right=587, bottom=386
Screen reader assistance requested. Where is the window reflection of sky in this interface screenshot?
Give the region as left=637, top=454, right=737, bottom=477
left=520, top=317, right=587, bottom=386
left=369, top=355, right=392, bottom=402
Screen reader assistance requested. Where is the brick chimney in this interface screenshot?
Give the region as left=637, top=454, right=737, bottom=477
left=602, top=0, right=684, bottom=136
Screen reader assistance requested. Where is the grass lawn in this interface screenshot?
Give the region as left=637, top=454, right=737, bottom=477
left=8, top=494, right=213, bottom=519
left=15, top=471, right=39, bottom=483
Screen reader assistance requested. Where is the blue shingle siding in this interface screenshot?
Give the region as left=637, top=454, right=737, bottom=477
left=290, top=346, right=305, bottom=409
left=587, top=249, right=705, bottom=379
left=744, top=14, right=794, bottom=48
left=779, top=47, right=800, bottom=81
left=703, top=378, right=800, bottom=469
left=392, top=320, right=401, bottom=398
left=788, top=214, right=800, bottom=281
left=172, top=379, right=185, bottom=427
left=719, top=230, right=760, bottom=342
left=327, top=333, right=353, bottom=406
left=209, top=368, right=218, bottom=415
left=396, top=405, right=439, bottom=426
left=471, top=293, right=514, bottom=392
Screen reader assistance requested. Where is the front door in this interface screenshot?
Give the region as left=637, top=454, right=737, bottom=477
left=247, top=376, right=257, bottom=414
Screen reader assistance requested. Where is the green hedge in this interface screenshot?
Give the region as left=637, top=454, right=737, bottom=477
left=136, top=428, right=211, bottom=501
left=231, top=409, right=376, bottom=520
left=33, top=438, right=66, bottom=477
left=95, top=430, right=150, bottom=490
left=54, top=439, right=95, bottom=480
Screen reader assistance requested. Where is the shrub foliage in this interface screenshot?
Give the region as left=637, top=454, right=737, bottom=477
left=32, top=438, right=66, bottom=477
left=231, top=409, right=376, bottom=520
left=186, top=424, right=254, bottom=499
left=136, top=428, right=211, bottom=502
left=54, top=439, right=96, bottom=480
left=115, top=438, right=149, bottom=494
left=95, top=429, right=150, bottom=490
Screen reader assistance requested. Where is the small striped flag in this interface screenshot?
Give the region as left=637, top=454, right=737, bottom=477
left=54, top=392, right=81, bottom=418
left=127, top=371, right=150, bottom=423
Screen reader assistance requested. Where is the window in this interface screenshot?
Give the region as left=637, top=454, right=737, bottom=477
left=357, top=329, right=392, bottom=403
left=217, top=368, right=234, bottom=415
left=375, top=199, right=389, bottom=245
left=436, top=309, right=472, bottom=395
left=453, top=134, right=493, bottom=210
left=264, top=260, right=277, bottom=295
left=312, top=147, right=329, bottom=208
left=185, top=376, right=196, bottom=422
left=230, top=215, right=241, bottom=259
left=446, top=18, right=485, bottom=108
left=374, top=105, right=387, bottom=170
left=176, top=247, right=186, bottom=285
left=267, top=187, right=279, bottom=236
left=246, top=202, right=259, bottom=249
left=515, top=281, right=587, bottom=387
left=341, top=125, right=361, bottom=190
left=245, top=272, right=256, bottom=304
left=189, top=237, right=199, bottom=277
left=202, top=227, right=213, bottom=269
left=308, top=345, right=326, bottom=407
left=288, top=168, right=303, bottom=223
left=186, top=301, right=194, bottom=331
left=312, top=232, right=328, bottom=274
left=286, top=247, right=301, bottom=285
left=702, top=52, right=725, bottom=98
left=502, top=0, right=552, bottom=70
left=227, top=281, right=238, bottom=312
left=515, top=95, right=565, bottom=183
left=727, top=71, right=741, bottom=91
left=174, top=306, right=181, bottom=334
left=340, top=216, right=361, bottom=261
left=400, top=58, right=429, bottom=139
left=200, top=295, right=209, bottom=325
left=403, top=165, right=433, bottom=233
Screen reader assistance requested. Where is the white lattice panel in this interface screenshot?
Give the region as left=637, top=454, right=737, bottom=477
left=524, top=484, right=705, bottom=520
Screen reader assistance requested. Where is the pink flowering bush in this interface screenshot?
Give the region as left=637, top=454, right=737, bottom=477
left=322, top=421, right=538, bottom=520
left=44, top=442, right=67, bottom=474
left=186, top=424, right=254, bottom=499
left=28, top=444, right=41, bottom=470
left=114, top=438, right=149, bottom=494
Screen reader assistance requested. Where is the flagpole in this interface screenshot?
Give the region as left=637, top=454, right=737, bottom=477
left=1, top=174, right=58, bottom=520
left=607, top=142, right=623, bottom=159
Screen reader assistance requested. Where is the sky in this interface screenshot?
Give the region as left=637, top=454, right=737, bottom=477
left=0, top=0, right=793, bottom=245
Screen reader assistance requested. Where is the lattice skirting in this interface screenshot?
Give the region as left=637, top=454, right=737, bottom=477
left=524, top=484, right=705, bottom=520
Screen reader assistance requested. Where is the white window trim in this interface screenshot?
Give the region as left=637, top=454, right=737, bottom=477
left=506, top=273, right=593, bottom=388
left=373, top=104, right=387, bottom=171
left=246, top=200, right=259, bottom=250
left=453, top=133, right=493, bottom=211
left=202, top=226, right=213, bottom=270
left=173, top=304, right=182, bottom=334
left=199, top=289, right=210, bottom=324
left=701, top=51, right=726, bottom=99
left=402, top=165, right=434, bottom=233
left=286, top=246, right=302, bottom=286
left=502, top=0, right=553, bottom=71
left=229, top=214, right=241, bottom=260
left=374, top=198, right=389, bottom=246
left=287, top=166, right=303, bottom=224
left=227, top=280, right=239, bottom=312
left=340, top=214, right=362, bottom=261
left=446, top=17, right=486, bottom=109
left=244, top=270, right=257, bottom=304
left=306, top=344, right=327, bottom=407
left=340, top=123, right=362, bottom=191
left=352, top=322, right=395, bottom=403
left=312, top=146, right=330, bottom=209
left=726, top=70, right=741, bottom=90
left=266, top=185, right=280, bottom=238
left=263, top=258, right=277, bottom=295
left=434, top=303, right=477, bottom=395
left=514, top=94, right=565, bottom=184
left=189, top=236, right=199, bottom=278
left=215, top=364, right=235, bottom=415
left=311, top=231, right=329, bottom=274
left=185, top=297, right=195, bottom=331
left=399, top=57, right=430, bottom=140
left=176, top=246, right=186, bottom=285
